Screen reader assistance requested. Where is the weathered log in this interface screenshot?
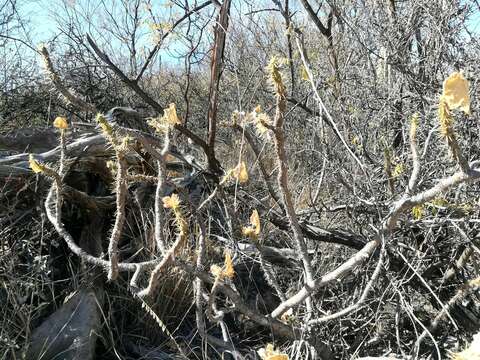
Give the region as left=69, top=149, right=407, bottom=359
left=22, top=289, right=102, bottom=360
left=0, top=127, right=59, bottom=154
left=0, top=134, right=107, bottom=167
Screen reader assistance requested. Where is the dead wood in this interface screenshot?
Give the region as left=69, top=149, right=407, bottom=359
left=0, top=127, right=59, bottom=154
left=22, top=289, right=102, bottom=360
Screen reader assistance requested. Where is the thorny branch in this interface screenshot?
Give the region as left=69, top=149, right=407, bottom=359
left=25, top=15, right=480, bottom=358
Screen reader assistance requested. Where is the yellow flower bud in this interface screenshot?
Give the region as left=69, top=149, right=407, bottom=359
left=234, top=161, right=249, bottom=183
left=258, top=343, right=289, bottom=360
left=29, top=154, right=44, bottom=174
left=210, top=251, right=235, bottom=280
left=162, top=193, right=181, bottom=210
left=242, top=209, right=261, bottom=240
left=223, top=251, right=235, bottom=279
left=442, top=72, right=470, bottom=115
left=53, top=116, right=68, bottom=129
left=164, top=103, right=182, bottom=125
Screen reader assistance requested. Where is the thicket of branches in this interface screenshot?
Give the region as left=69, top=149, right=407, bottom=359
left=1, top=1, right=480, bottom=359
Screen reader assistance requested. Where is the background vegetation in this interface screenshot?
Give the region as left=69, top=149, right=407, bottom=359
left=1, top=1, right=480, bottom=359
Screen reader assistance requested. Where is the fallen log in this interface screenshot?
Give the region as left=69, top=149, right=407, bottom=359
left=0, top=127, right=59, bottom=154
left=21, top=289, right=102, bottom=360
left=0, top=134, right=107, bottom=168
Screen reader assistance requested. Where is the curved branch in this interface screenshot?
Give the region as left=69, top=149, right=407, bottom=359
left=86, top=34, right=164, bottom=114
left=271, top=165, right=480, bottom=319
left=40, top=45, right=97, bottom=114
left=45, top=184, right=160, bottom=272
left=136, top=1, right=213, bottom=82
left=87, top=35, right=219, bottom=172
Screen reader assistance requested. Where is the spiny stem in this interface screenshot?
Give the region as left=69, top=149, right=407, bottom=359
left=107, top=150, right=128, bottom=281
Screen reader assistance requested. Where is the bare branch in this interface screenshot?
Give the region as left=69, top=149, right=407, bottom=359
left=136, top=1, right=213, bottom=82
left=206, top=0, right=231, bottom=174
left=40, top=45, right=97, bottom=114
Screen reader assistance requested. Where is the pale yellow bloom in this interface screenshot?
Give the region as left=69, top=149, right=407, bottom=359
left=210, top=264, right=223, bottom=279
left=242, top=209, right=261, bottom=240
left=221, top=161, right=249, bottom=184
left=242, top=227, right=257, bottom=239
left=147, top=117, right=168, bottom=133
left=53, top=116, right=68, bottom=129
left=235, top=161, right=249, bottom=183
left=162, top=193, right=181, bottom=210
left=250, top=210, right=260, bottom=231
left=258, top=343, right=289, bottom=360
left=223, top=251, right=235, bottom=279
left=29, top=154, right=44, bottom=174
left=442, top=72, right=470, bottom=115
left=210, top=251, right=235, bottom=280
left=431, top=197, right=449, bottom=207
left=148, top=103, right=182, bottom=133
left=163, top=103, right=182, bottom=125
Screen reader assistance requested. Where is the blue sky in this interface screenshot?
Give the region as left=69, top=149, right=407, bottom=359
left=17, top=0, right=480, bottom=67
left=469, top=9, right=480, bottom=33
left=20, top=0, right=201, bottom=67
left=23, top=1, right=480, bottom=39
